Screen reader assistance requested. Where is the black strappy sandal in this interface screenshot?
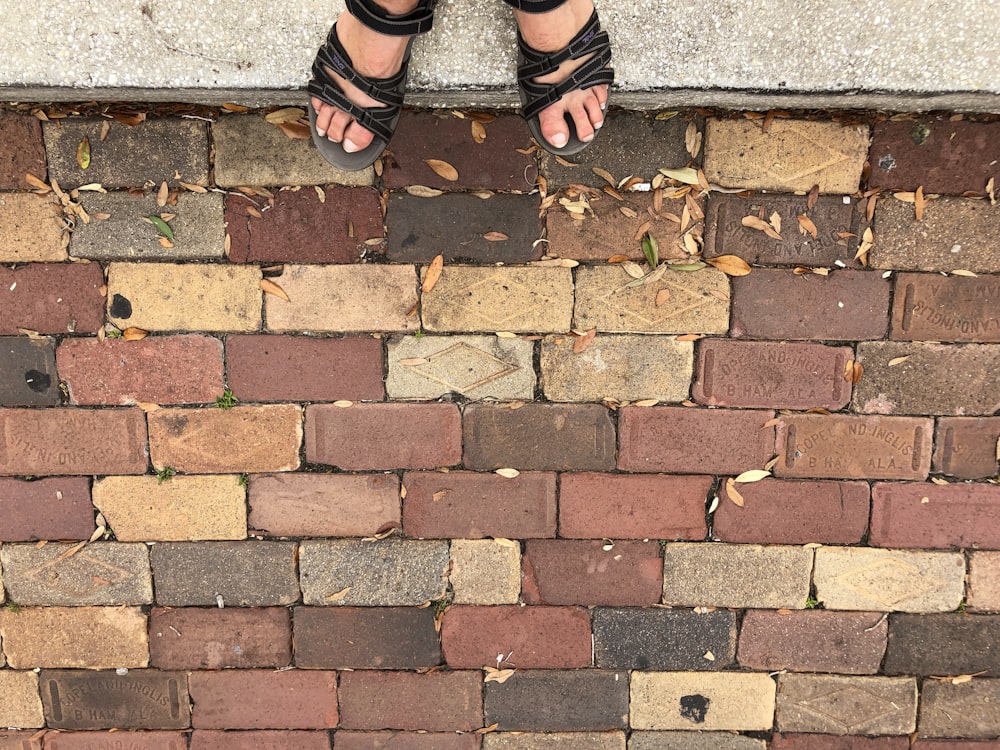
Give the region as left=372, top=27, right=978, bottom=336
left=516, top=7, right=614, bottom=156
left=307, top=0, right=437, bottom=171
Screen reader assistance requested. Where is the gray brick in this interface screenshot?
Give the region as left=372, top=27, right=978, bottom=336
left=485, top=670, right=629, bottom=731
left=777, top=674, right=916, bottom=735
left=884, top=614, right=1000, bottom=676
left=919, top=679, right=1000, bottom=739
left=593, top=608, right=736, bottom=670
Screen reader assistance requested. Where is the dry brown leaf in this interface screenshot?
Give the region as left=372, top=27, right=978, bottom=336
left=406, top=185, right=444, bottom=198
left=25, top=172, right=50, bottom=192
left=156, top=181, right=169, bottom=207
left=422, top=254, right=444, bottom=293
left=741, top=215, right=782, bottom=240
left=158, top=237, right=174, bottom=248
left=246, top=206, right=262, bottom=219
left=685, top=121, right=702, bottom=158
left=592, top=167, right=615, bottom=186
left=619, top=206, right=639, bottom=219
left=260, top=278, right=290, bottom=301
left=432, top=489, right=451, bottom=503
left=484, top=668, right=516, bottom=684
left=855, top=227, right=874, bottom=265
left=797, top=214, right=817, bottom=238
left=915, top=185, right=926, bottom=221
left=495, top=331, right=517, bottom=338
left=555, top=155, right=579, bottom=167
left=314, top=186, right=326, bottom=204
left=495, top=468, right=520, bottom=478
left=676, top=333, right=704, bottom=342
left=685, top=192, right=705, bottom=221
left=399, top=358, right=429, bottom=366
left=987, top=176, right=996, bottom=205
left=325, top=587, right=352, bottom=602
left=995, top=435, right=1000, bottom=462
left=894, top=191, right=916, bottom=203
left=99, top=120, right=111, bottom=141
left=769, top=211, right=782, bottom=236
left=483, top=231, right=509, bottom=241
left=621, top=261, right=645, bottom=279
left=867, top=194, right=877, bottom=222
left=888, top=356, right=910, bottom=367
left=725, top=478, right=745, bottom=507
left=122, top=327, right=148, bottom=341
left=222, top=102, right=250, bottom=112
left=930, top=476, right=950, bottom=485
left=426, top=159, right=459, bottom=181
left=573, top=329, right=597, bottom=353
left=951, top=269, right=978, bottom=277
left=844, top=360, right=864, bottom=384
left=806, top=184, right=820, bottom=210
left=471, top=120, right=487, bottom=144
left=476, top=723, right=500, bottom=735
left=277, top=121, right=311, bottom=140
left=655, top=288, right=671, bottom=307
left=705, top=254, right=752, bottom=276
left=607, top=254, right=630, bottom=263
left=734, top=469, right=771, bottom=483
left=265, top=107, right=306, bottom=124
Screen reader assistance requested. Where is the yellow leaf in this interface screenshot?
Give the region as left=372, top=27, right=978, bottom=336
left=495, top=468, right=520, bottom=478
left=888, top=356, right=910, bottom=367
left=658, top=167, right=699, bottom=185
left=422, top=254, right=444, bottom=293
left=705, top=254, right=752, bottom=276
left=951, top=270, right=978, bottom=277
left=734, top=469, right=771, bottom=483
left=573, top=329, right=597, bottom=353
left=260, top=278, right=290, bottom=301
left=122, top=327, right=148, bottom=341
left=264, top=107, right=306, bottom=124
left=483, top=231, right=509, bottom=241
left=725, top=478, right=744, bottom=507
left=495, top=331, right=517, bottom=338
left=425, top=159, right=459, bottom=181
left=76, top=136, right=91, bottom=170
left=797, top=214, right=818, bottom=238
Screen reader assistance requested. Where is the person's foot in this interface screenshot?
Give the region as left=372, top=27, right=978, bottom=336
left=513, top=0, right=610, bottom=150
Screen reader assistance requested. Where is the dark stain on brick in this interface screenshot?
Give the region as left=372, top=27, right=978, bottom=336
left=679, top=694, right=710, bottom=723
left=110, top=294, right=133, bottom=319
left=24, top=369, right=51, bottom=392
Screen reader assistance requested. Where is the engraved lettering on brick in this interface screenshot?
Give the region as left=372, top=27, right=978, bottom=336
left=796, top=686, right=899, bottom=730
left=407, top=342, right=520, bottom=394
left=702, top=346, right=845, bottom=403
left=784, top=422, right=920, bottom=473
left=899, top=278, right=1000, bottom=339
left=25, top=552, right=132, bottom=597
left=832, top=558, right=942, bottom=608
left=0, top=413, right=141, bottom=470
left=44, top=673, right=188, bottom=729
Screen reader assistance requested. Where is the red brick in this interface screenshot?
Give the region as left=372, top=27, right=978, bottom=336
left=0, top=408, right=148, bottom=475
left=0, top=263, right=105, bottom=335
left=305, top=403, right=461, bottom=470
left=714, top=479, right=870, bottom=545
left=618, top=406, right=775, bottom=475
left=0, top=477, right=95, bottom=541
left=738, top=610, right=888, bottom=674
left=226, top=335, right=384, bottom=402
left=692, top=340, right=853, bottom=410
left=731, top=269, right=890, bottom=341
left=189, top=670, right=337, bottom=729
left=402, top=470, right=556, bottom=539
left=45, top=732, right=187, bottom=750
left=521, top=539, right=662, bottom=606
left=225, top=187, right=382, bottom=264
left=333, top=732, right=480, bottom=750
left=0, top=732, right=40, bottom=750
left=891, top=273, right=1000, bottom=343
left=0, top=113, right=46, bottom=190
left=149, top=607, right=291, bottom=669
left=772, top=736, right=908, bottom=750
left=558, top=473, right=710, bottom=540
left=190, top=731, right=331, bottom=750
left=338, top=671, right=482, bottom=731
left=912, top=743, right=1000, bottom=749
left=57, top=335, right=224, bottom=405
left=870, top=482, right=1000, bottom=549
left=441, top=605, right=592, bottom=669
left=934, top=417, right=1000, bottom=479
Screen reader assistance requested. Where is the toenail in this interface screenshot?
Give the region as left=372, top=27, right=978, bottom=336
left=594, top=119, right=604, bottom=129
left=344, top=138, right=361, bottom=153
left=316, top=127, right=327, bottom=137
left=582, top=132, right=595, bottom=143
left=549, top=133, right=568, bottom=148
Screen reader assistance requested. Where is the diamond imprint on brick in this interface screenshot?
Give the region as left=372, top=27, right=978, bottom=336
left=596, top=278, right=725, bottom=327
left=757, top=124, right=856, bottom=184
left=458, top=272, right=555, bottom=329
left=832, top=557, right=942, bottom=608
left=26, top=552, right=132, bottom=596
left=797, top=685, right=900, bottom=731
left=407, top=342, right=520, bottom=395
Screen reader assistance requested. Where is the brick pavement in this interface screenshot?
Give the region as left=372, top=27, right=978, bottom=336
left=1, top=106, right=999, bottom=748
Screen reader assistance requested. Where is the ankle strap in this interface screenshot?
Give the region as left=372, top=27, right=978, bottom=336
left=501, top=0, right=567, bottom=12
left=345, top=0, right=438, bottom=35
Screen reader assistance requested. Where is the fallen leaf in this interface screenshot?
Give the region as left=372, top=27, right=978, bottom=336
left=987, top=176, right=996, bottom=205
left=495, top=468, right=520, bottom=478
left=483, top=231, right=509, bottom=241
left=844, top=359, right=864, bottom=384
left=144, top=215, right=174, bottom=241
left=634, top=399, right=659, bottom=407
left=625, top=263, right=668, bottom=289
left=422, top=254, right=444, bottom=293
left=573, top=329, right=597, bottom=353
left=888, top=356, right=910, bottom=367
left=676, top=333, right=704, bottom=342
left=495, top=331, right=517, bottom=338
left=324, top=587, right=352, bottom=602
left=246, top=206, right=263, bottom=219
left=260, top=278, right=290, bottom=301
left=25, top=172, right=51, bottom=192
left=122, top=327, right=148, bottom=341
left=769, top=211, right=782, bottom=235
left=592, top=167, right=615, bottom=186
left=930, top=476, right=950, bottom=485
left=685, top=121, right=702, bottom=157
left=399, top=358, right=429, bottom=366
left=99, top=120, right=111, bottom=140
left=867, top=194, right=877, bottom=222
left=476, top=723, right=500, bottom=735
left=135, top=401, right=161, bottom=412
left=222, top=102, right=250, bottom=112
left=855, top=227, right=874, bottom=265
left=659, top=167, right=700, bottom=185
left=159, top=237, right=174, bottom=248
left=655, top=110, right=679, bottom=120
left=806, top=184, right=819, bottom=210
left=725, top=478, right=745, bottom=507
left=471, top=120, right=487, bottom=143
left=703, top=650, right=716, bottom=661
left=655, top=288, right=671, bottom=306
left=894, top=191, right=917, bottom=203
left=432, top=490, right=451, bottom=503
left=76, top=137, right=91, bottom=169
left=333, top=400, right=354, bottom=408
left=425, top=159, right=459, bottom=181
left=264, top=107, right=306, bottom=124
left=621, top=261, right=645, bottom=279
left=797, top=214, right=818, bottom=238
left=277, top=121, right=311, bottom=140
left=484, top=668, right=516, bottom=684
left=607, top=254, right=630, bottom=263
left=734, top=469, right=771, bottom=483
left=406, top=185, right=444, bottom=198
left=554, top=155, right=578, bottom=167
left=530, top=258, right=579, bottom=268
left=915, top=185, right=926, bottom=221
left=951, top=269, right=978, bottom=277
left=705, top=254, right=752, bottom=276
left=741, top=215, right=782, bottom=240
left=668, top=261, right=707, bottom=271
left=156, top=181, right=169, bottom=207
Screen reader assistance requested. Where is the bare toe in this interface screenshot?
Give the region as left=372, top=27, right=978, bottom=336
left=343, top=120, right=377, bottom=153
left=584, top=96, right=604, bottom=130
left=538, top=107, right=570, bottom=149
left=569, top=99, right=595, bottom=143
left=312, top=98, right=334, bottom=136
left=326, top=109, right=354, bottom=144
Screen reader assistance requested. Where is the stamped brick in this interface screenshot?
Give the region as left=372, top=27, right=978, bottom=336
left=294, top=606, right=440, bottom=669
left=306, top=403, right=460, bottom=470
left=0, top=193, right=66, bottom=262
left=148, top=405, right=302, bottom=473
left=559, top=473, right=710, bottom=540
left=449, top=539, right=521, bottom=605
left=630, top=732, right=764, bottom=750
left=891, top=273, right=1000, bottom=343
left=593, top=607, right=736, bottom=670
left=703, top=118, right=869, bottom=194
left=693, top=340, right=853, bottom=410
left=0, top=408, right=148, bottom=476
left=386, top=335, right=535, bottom=401
left=714, top=479, right=870, bottom=545
left=934, top=417, right=1000, bottom=479
left=618, top=406, right=775, bottom=475
left=463, top=403, right=616, bottom=471
left=871, top=482, right=1000, bottom=549
left=775, top=414, right=933, bottom=480
left=484, top=733, right=624, bottom=750
left=299, top=539, right=448, bottom=606
left=336, top=732, right=478, bottom=750
left=731, top=269, right=890, bottom=340
left=0, top=731, right=41, bottom=750
left=189, top=670, right=337, bottom=729
left=485, top=670, right=627, bottom=731
left=107, top=262, right=262, bottom=332
left=150, top=607, right=291, bottom=669
left=227, top=334, right=384, bottom=402
left=0, top=336, right=59, bottom=406
left=402, top=470, right=556, bottom=539
left=93, top=475, right=245, bottom=541
left=225, top=186, right=382, bottom=263
left=0, top=112, right=46, bottom=189
left=630, top=671, right=775, bottom=731
left=190, top=731, right=330, bottom=750
left=213, top=114, right=372, bottom=187
left=40, top=670, right=188, bottom=730
left=44, top=731, right=187, bottom=750
left=662, top=543, right=812, bottom=609
left=249, top=473, right=399, bottom=538
left=814, top=547, right=965, bottom=612
left=0, top=262, right=105, bottom=335
left=969, top=552, right=1000, bottom=610
left=150, top=541, right=299, bottom=606
left=884, top=614, right=1000, bottom=676
left=339, top=671, right=481, bottom=731
left=45, top=117, right=209, bottom=189
left=574, top=265, right=730, bottom=334
left=264, top=264, right=419, bottom=333
left=441, top=605, right=591, bottom=668
left=738, top=610, right=888, bottom=674
left=0, top=607, right=148, bottom=668
left=0, top=671, right=43, bottom=728
left=421, top=266, right=573, bottom=334
left=777, top=674, right=916, bottom=735
left=772, top=736, right=908, bottom=750
left=919, top=679, right=1000, bottom=739
left=58, top=335, right=224, bottom=405
left=0, top=477, right=95, bottom=542
left=521, top=539, right=662, bottom=606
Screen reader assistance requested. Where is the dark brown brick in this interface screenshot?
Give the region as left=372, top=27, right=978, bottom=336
left=738, top=610, right=888, bottom=674
left=190, top=730, right=331, bottom=750
left=189, top=671, right=337, bottom=729
left=618, top=406, right=775, bottom=475
left=402, top=470, right=556, bottom=539
left=772, top=736, right=908, bottom=750
left=45, top=732, right=187, bottom=750
left=522, top=539, right=662, bottom=606
left=713, top=479, right=870, bottom=545
left=871, top=482, right=1000, bottom=549
left=892, top=273, right=1000, bottom=343
left=40, top=670, right=190, bottom=730
left=149, top=607, right=291, bottom=669
left=731, top=269, right=890, bottom=340
left=441, top=605, right=591, bottom=669
left=226, top=335, right=384, bottom=402
left=306, top=403, right=461, bottom=470
left=463, top=404, right=616, bottom=471
left=693, top=339, right=853, bottom=410
left=934, top=417, right=1000, bottom=479
left=484, top=670, right=628, bottom=731
left=338, top=671, right=482, bottom=731
left=0, top=112, right=47, bottom=189
left=0, top=732, right=40, bottom=750
left=0, top=262, right=105, bottom=335
left=333, top=732, right=479, bottom=750
left=869, top=118, right=1000, bottom=194
left=0, top=477, right=95, bottom=541
left=919, top=679, right=1000, bottom=739
left=293, top=606, right=441, bottom=669
left=593, top=607, right=736, bottom=670
left=0, top=336, right=59, bottom=406
left=57, top=335, right=224, bottom=405
left=884, top=614, right=1000, bottom=676
left=559, top=473, right=710, bottom=540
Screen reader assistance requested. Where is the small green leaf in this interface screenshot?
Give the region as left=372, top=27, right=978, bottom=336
left=668, top=261, right=708, bottom=271
left=641, top=231, right=659, bottom=269
left=215, top=387, right=239, bottom=410
left=144, top=215, right=174, bottom=241
left=76, top=137, right=91, bottom=169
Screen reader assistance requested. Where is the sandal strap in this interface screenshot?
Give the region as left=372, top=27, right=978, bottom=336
left=345, top=0, right=438, bottom=36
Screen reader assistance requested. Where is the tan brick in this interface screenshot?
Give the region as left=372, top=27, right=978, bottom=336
left=631, top=733, right=765, bottom=750
left=148, top=405, right=301, bottom=473
left=540, top=334, right=693, bottom=402
left=0, top=606, right=148, bottom=668
left=0, top=671, right=43, bottom=729
left=968, top=552, right=1000, bottom=611
left=107, top=262, right=262, bottom=332
left=93, top=475, right=247, bottom=541
left=484, top=733, right=626, bottom=750
left=630, top=672, right=776, bottom=731
left=573, top=265, right=729, bottom=334
left=264, top=264, right=419, bottom=333
left=777, top=674, right=916, bottom=735
left=449, top=539, right=521, bottom=604
left=704, top=118, right=869, bottom=194
left=814, top=547, right=965, bottom=612
left=0, top=193, right=66, bottom=262
left=421, top=266, right=574, bottom=333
